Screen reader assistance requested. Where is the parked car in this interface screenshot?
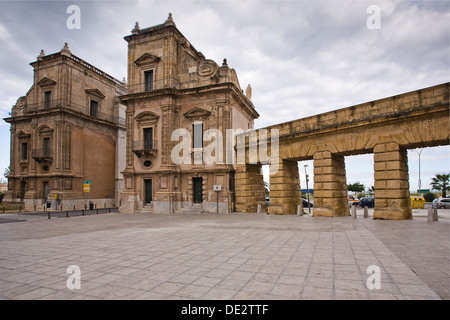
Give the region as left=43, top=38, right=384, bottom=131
left=348, top=195, right=359, bottom=207
left=264, top=197, right=313, bottom=208
left=302, top=198, right=313, bottom=208
left=436, top=198, right=450, bottom=209
left=358, top=197, right=375, bottom=208
left=432, top=198, right=440, bottom=208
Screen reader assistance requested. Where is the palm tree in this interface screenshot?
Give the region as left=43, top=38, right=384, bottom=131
left=430, top=173, right=450, bottom=198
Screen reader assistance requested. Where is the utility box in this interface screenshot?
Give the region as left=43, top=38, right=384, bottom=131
left=411, top=197, right=425, bottom=209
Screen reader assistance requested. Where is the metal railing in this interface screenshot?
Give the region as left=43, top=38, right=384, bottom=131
left=32, top=148, right=53, bottom=159
left=132, top=140, right=157, bottom=151
left=24, top=99, right=125, bottom=126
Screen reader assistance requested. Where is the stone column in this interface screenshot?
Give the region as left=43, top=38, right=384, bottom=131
left=313, top=151, right=348, bottom=217
left=373, top=142, right=411, bottom=220
left=235, top=164, right=266, bottom=213
left=268, top=159, right=300, bottom=215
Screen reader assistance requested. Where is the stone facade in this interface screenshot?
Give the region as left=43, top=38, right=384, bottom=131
left=236, top=83, right=450, bottom=220
left=3, top=44, right=127, bottom=211
left=119, top=15, right=259, bottom=213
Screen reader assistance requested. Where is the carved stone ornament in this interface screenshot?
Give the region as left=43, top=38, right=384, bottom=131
left=198, top=59, right=218, bottom=78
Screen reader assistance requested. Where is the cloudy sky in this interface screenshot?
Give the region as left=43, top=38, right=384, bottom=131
left=0, top=0, right=448, bottom=193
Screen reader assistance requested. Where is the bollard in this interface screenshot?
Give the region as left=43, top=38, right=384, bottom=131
left=297, top=205, right=303, bottom=216
left=433, top=208, right=438, bottom=222
left=48, top=211, right=50, bottom=219
left=351, top=205, right=357, bottom=219
left=257, top=204, right=262, bottom=214
left=363, top=206, right=369, bottom=218
left=427, top=207, right=434, bottom=222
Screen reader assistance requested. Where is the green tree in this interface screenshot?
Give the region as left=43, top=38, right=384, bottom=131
left=430, top=173, right=450, bottom=198
left=347, top=182, right=365, bottom=193
left=423, top=192, right=435, bottom=202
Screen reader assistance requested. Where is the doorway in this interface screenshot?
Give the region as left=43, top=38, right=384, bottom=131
left=19, top=181, right=26, bottom=201
left=144, top=179, right=152, bottom=204
left=193, top=177, right=203, bottom=203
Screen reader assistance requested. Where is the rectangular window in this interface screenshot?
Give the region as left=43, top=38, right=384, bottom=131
left=143, top=127, right=153, bottom=149
left=44, top=91, right=51, bottom=108
left=90, top=100, right=98, bottom=117
left=43, top=137, right=50, bottom=156
left=193, top=123, right=203, bottom=148
left=144, top=70, right=154, bottom=91
left=21, top=142, right=28, bottom=161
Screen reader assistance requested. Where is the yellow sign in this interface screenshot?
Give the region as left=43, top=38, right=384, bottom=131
left=54, top=194, right=58, bottom=199
left=83, top=184, right=90, bottom=193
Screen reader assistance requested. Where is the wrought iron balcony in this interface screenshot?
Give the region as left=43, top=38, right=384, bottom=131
left=126, top=78, right=181, bottom=94
left=132, top=140, right=157, bottom=158
left=32, top=148, right=53, bottom=163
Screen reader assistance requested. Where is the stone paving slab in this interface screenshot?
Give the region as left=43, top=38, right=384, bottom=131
left=0, top=210, right=448, bottom=300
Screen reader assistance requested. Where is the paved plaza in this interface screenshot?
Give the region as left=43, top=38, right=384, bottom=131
left=0, top=208, right=448, bottom=300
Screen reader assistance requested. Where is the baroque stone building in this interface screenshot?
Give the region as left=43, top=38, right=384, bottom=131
left=119, top=14, right=259, bottom=213
left=3, top=43, right=127, bottom=210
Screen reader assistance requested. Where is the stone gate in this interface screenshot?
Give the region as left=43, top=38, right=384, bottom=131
left=235, top=82, right=450, bottom=220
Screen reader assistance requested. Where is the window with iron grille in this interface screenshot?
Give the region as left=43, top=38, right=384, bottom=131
left=90, top=100, right=98, bottom=117
left=43, top=137, right=50, bottom=156
left=44, top=91, right=51, bottom=108
left=144, top=70, right=154, bottom=91
left=21, top=142, right=28, bottom=160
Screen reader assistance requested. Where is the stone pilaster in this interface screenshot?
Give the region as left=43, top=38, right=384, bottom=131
left=235, top=164, right=266, bottom=213
left=373, top=142, right=411, bottom=220
left=313, top=151, right=348, bottom=217
left=268, top=159, right=300, bottom=215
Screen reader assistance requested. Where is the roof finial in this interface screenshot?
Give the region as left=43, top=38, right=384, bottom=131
left=60, top=42, right=71, bottom=56
left=246, top=84, right=252, bottom=100
left=131, top=21, right=140, bottom=34
left=164, top=12, right=176, bottom=26
left=37, top=49, right=45, bottom=61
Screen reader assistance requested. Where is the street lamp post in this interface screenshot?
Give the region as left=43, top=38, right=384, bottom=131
left=414, top=149, right=424, bottom=196
left=304, top=164, right=311, bottom=214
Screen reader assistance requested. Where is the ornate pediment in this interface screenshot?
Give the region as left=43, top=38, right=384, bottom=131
left=17, top=130, right=31, bottom=139
left=37, top=77, right=56, bottom=87
left=183, top=107, right=211, bottom=119
left=134, top=53, right=161, bottom=66
left=85, top=89, right=105, bottom=99
left=135, top=111, right=159, bottom=125
left=38, top=125, right=54, bottom=135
